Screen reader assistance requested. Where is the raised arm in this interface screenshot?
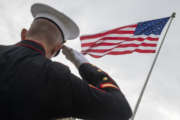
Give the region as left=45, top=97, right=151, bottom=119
left=62, top=46, right=132, bottom=120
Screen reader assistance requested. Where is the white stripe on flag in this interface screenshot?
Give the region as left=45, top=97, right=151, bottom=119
left=118, top=27, right=136, bottom=31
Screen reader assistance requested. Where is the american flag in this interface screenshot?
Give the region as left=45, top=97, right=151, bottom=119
left=80, top=17, right=170, bottom=58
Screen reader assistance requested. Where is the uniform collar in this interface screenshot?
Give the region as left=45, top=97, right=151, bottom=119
left=16, top=40, right=46, bottom=56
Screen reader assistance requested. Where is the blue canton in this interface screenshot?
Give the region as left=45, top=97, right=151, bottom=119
left=134, top=17, right=170, bottom=35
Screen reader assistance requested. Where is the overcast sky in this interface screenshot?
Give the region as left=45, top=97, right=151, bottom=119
left=0, top=0, right=179, bottom=120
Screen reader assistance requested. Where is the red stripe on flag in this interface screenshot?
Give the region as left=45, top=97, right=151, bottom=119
left=111, top=31, right=134, bottom=34
left=80, top=31, right=134, bottom=40
left=80, top=24, right=137, bottom=40
left=82, top=46, right=156, bottom=53
left=99, top=37, right=159, bottom=41
left=82, top=43, right=157, bottom=47
left=81, top=36, right=159, bottom=42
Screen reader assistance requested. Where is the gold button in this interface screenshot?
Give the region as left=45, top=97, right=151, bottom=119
left=97, top=69, right=102, bottom=72
left=103, top=77, right=108, bottom=81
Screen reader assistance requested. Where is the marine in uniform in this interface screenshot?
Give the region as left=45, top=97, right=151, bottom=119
left=0, top=3, right=132, bottom=120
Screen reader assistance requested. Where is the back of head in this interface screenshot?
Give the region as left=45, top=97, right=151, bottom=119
left=26, top=18, right=62, bottom=50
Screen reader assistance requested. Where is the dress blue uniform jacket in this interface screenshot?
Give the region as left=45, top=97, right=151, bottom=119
left=0, top=40, right=132, bottom=120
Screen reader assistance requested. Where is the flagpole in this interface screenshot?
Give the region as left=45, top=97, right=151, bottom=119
left=131, top=12, right=176, bottom=120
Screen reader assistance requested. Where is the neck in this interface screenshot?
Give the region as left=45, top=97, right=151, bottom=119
left=23, top=37, right=52, bottom=58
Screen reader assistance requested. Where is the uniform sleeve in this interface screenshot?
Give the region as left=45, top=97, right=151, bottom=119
left=79, top=63, right=120, bottom=92
left=70, top=63, right=132, bottom=120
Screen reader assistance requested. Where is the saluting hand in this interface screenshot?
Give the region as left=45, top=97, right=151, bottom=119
left=62, top=45, right=89, bottom=68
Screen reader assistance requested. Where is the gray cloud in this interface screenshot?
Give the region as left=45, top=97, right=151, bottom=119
left=0, top=0, right=179, bottom=120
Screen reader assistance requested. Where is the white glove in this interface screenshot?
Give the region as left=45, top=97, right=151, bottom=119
left=62, top=45, right=89, bottom=68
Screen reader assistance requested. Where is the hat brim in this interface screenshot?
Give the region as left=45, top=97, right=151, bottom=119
left=31, top=3, right=80, bottom=40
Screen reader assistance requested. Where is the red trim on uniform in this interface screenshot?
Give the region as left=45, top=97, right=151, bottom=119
left=16, top=43, right=45, bottom=56
left=81, top=62, right=91, bottom=66
left=100, top=83, right=120, bottom=90
left=88, top=84, right=106, bottom=93
left=23, top=39, right=47, bottom=55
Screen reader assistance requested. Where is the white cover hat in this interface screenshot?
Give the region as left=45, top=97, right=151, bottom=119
left=31, top=3, right=80, bottom=41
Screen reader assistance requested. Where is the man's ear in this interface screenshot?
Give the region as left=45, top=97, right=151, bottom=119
left=21, top=28, right=28, bottom=40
